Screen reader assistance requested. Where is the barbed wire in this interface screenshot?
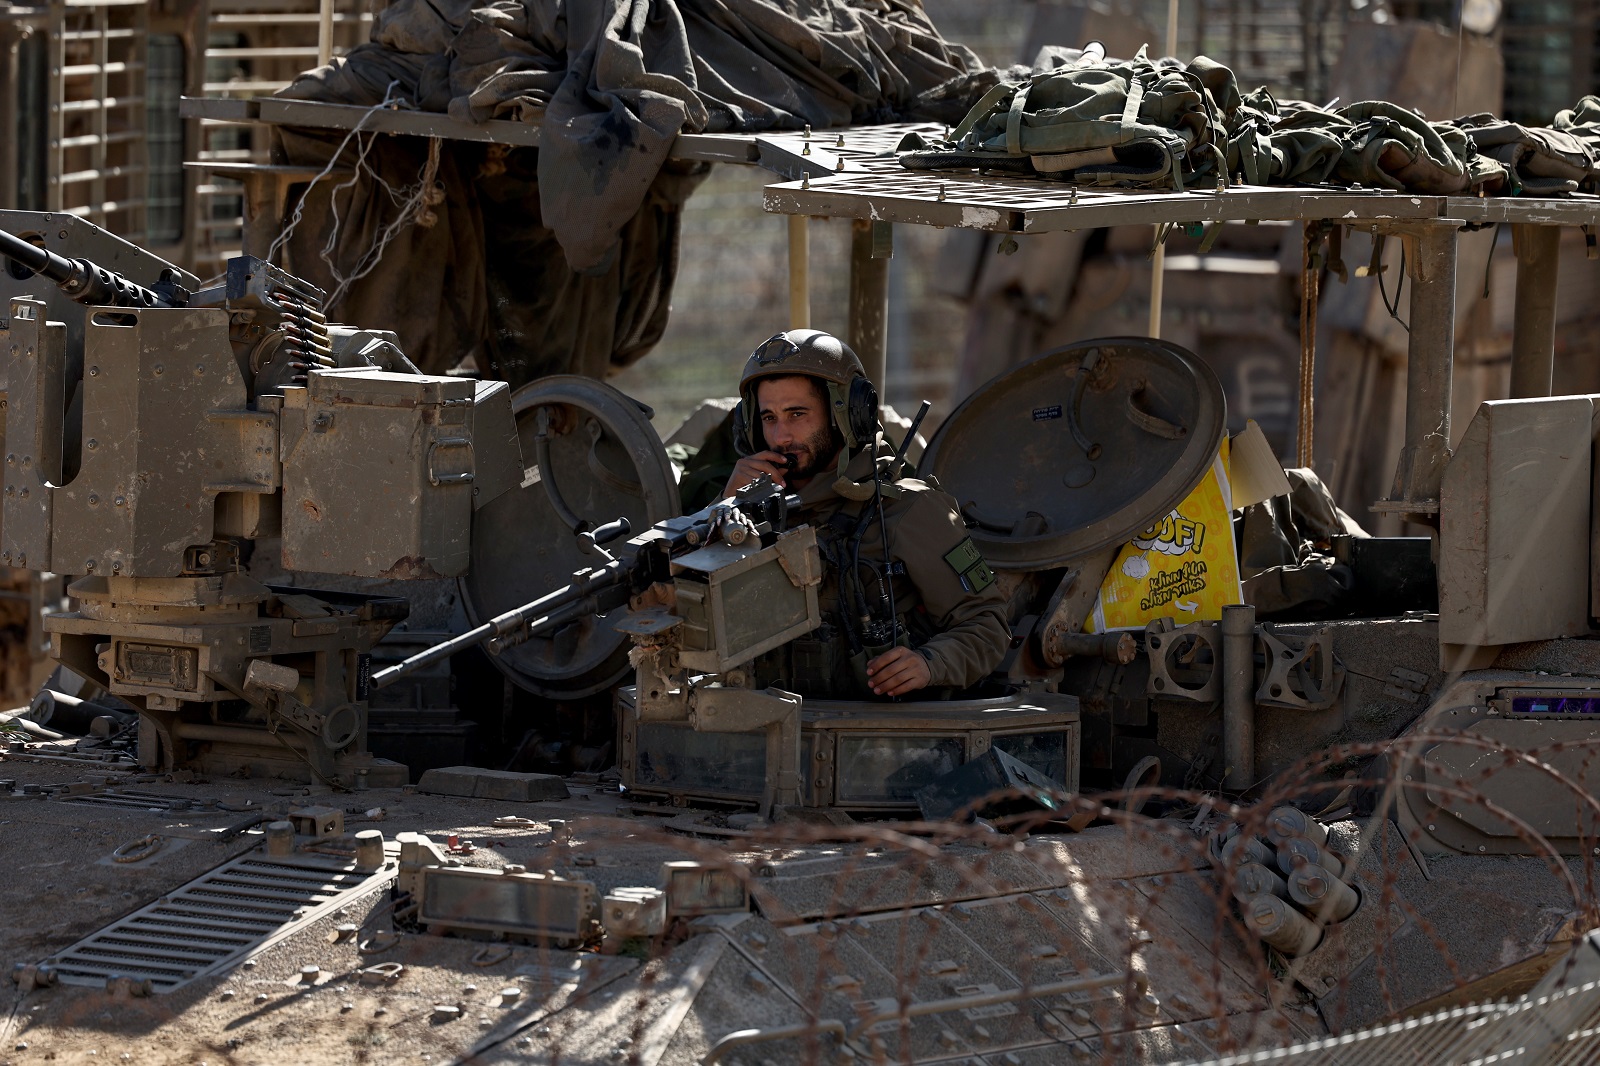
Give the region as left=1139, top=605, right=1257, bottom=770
left=9, top=727, right=1598, bottom=1065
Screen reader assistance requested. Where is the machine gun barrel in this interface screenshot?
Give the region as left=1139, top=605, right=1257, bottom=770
left=370, top=518, right=635, bottom=690
left=371, top=477, right=803, bottom=692
left=0, top=227, right=171, bottom=308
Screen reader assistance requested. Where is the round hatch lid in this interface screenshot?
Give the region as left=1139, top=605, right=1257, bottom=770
left=920, top=337, right=1226, bottom=570
left=461, top=376, right=678, bottom=699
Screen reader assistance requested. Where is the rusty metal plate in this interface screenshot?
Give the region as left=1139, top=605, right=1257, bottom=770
left=461, top=375, right=677, bottom=699
left=921, top=338, right=1226, bottom=569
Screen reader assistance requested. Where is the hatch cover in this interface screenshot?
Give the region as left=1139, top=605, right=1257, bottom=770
left=41, top=853, right=394, bottom=993
left=461, top=376, right=679, bottom=699
left=921, top=338, right=1226, bottom=570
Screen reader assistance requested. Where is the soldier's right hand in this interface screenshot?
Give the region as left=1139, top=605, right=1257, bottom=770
left=724, top=451, right=789, bottom=496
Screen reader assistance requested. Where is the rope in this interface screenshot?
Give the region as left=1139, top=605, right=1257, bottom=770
left=264, top=82, right=448, bottom=314
left=266, top=80, right=409, bottom=267
left=111, top=834, right=164, bottom=864
left=321, top=134, right=444, bottom=310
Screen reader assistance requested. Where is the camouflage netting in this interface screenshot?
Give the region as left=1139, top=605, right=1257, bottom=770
left=901, top=44, right=1600, bottom=196
left=270, top=0, right=1007, bottom=383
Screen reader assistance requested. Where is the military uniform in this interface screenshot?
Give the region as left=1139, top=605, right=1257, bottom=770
left=752, top=436, right=1012, bottom=699
left=732, top=328, right=1011, bottom=699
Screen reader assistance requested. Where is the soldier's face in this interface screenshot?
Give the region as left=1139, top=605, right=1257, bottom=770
left=758, top=376, right=837, bottom=481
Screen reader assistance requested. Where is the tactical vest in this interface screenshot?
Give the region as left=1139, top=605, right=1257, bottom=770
left=751, top=503, right=939, bottom=700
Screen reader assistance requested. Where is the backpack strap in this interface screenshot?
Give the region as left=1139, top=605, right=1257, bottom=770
left=1005, top=78, right=1036, bottom=156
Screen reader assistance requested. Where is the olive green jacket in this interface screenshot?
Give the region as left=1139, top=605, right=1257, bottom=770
left=785, top=438, right=1012, bottom=692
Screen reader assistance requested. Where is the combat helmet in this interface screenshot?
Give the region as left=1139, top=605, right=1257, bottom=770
left=735, top=329, right=878, bottom=456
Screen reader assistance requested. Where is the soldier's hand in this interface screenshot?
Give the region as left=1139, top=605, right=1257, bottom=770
left=866, top=647, right=931, bottom=697
left=724, top=451, right=790, bottom=496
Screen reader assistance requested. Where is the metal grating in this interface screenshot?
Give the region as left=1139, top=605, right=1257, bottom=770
left=43, top=853, right=394, bottom=993
left=45, top=0, right=151, bottom=242
left=58, top=788, right=230, bottom=813
left=763, top=170, right=1600, bottom=233
left=193, top=0, right=376, bottom=274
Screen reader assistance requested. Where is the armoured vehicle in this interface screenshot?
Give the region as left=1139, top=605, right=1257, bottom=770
left=3, top=197, right=1600, bottom=1066
left=0, top=210, right=529, bottom=786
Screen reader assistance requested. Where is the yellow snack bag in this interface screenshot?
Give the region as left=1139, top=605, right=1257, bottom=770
left=1086, top=437, right=1242, bottom=632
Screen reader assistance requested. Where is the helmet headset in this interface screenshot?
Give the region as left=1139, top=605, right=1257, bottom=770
left=733, top=330, right=878, bottom=475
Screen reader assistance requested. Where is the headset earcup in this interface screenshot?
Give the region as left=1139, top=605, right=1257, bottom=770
left=732, top=398, right=756, bottom=457
left=847, top=376, right=878, bottom=446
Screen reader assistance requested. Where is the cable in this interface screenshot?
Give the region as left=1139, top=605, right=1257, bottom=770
left=846, top=506, right=875, bottom=651
left=1377, top=238, right=1408, bottom=333
left=266, top=80, right=408, bottom=265
left=265, top=82, right=447, bottom=312
left=872, top=461, right=898, bottom=651
left=1482, top=223, right=1501, bottom=299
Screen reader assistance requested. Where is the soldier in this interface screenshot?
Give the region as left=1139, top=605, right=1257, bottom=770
left=724, top=330, right=1010, bottom=699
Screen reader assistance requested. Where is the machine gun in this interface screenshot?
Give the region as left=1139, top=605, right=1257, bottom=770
left=0, top=213, right=521, bottom=785
left=0, top=228, right=178, bottom=309
left=376, top=475, right=824, bottom=816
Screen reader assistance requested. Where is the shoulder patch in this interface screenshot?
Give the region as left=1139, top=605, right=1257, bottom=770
left=943, top=537, right=996, bottom=593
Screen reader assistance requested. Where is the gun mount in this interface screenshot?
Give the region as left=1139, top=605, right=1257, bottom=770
left=379, top=475, right=825, bottom=816
left=0, top=212, right=521, bottom=785
left=0, top=228, right=175, bottom=310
